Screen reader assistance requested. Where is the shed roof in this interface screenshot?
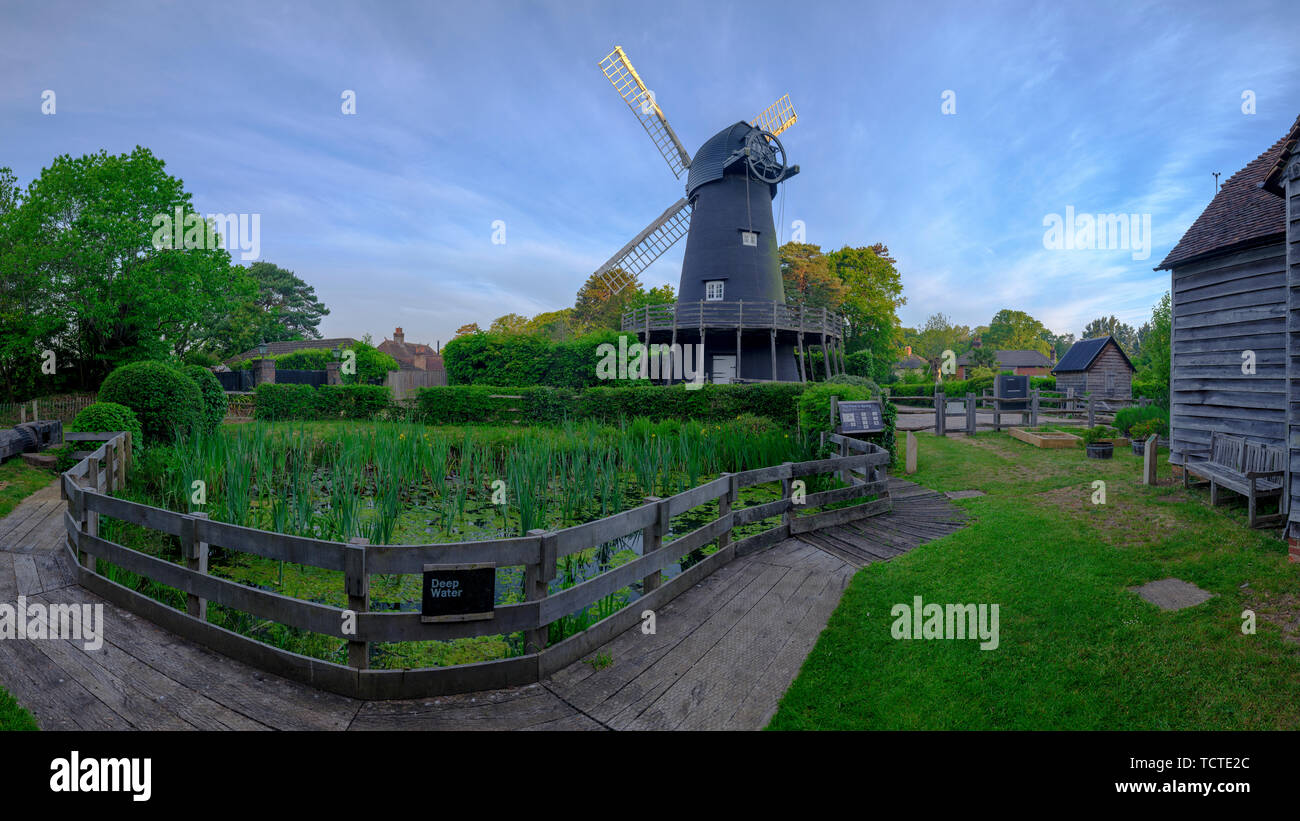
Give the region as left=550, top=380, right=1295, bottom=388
left=1262, top=114, right=1300, bottom=196
left=1156, top=120, right=1295, bottom=270
left=1051, top=336, right=1134, bottom=374
left=956, top=349, right=1052, bottom=368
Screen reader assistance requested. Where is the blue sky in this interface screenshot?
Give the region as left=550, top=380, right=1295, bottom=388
left=2, top=0, right=1296, bottom=349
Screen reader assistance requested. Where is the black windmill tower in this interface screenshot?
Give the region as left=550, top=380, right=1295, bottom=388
left=593, top=46, right=844, bottom=383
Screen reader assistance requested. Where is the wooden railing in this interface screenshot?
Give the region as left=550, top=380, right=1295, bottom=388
left=622, top=300, right=845, bottom=339
left=1, top=393, right=98, bottom=426
left=890, top=388, right=1156, bottom=434
left=61, top=431, right=891, bottom=699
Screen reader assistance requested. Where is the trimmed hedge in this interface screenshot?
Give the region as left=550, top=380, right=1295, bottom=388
left=183, top=365, right=227, bottom=433
left=68, top=402, right=143, bottom=447
left=98, top=361, right=203, bottom=444
left=254, top=383, right=394, bottom=421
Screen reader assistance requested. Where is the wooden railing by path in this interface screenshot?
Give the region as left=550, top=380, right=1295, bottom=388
left=889, top=388, right=1154, bottom=433
left=60, top=431, right=891, bottom=699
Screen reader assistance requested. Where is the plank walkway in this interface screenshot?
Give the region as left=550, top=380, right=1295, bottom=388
left=0, top=477, right=966, bottom=731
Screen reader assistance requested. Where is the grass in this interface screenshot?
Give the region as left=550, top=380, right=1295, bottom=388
left=0, top=458, right=56, bottom=518
left=0, top=460, right=51, bottom=731
left=768, top=430, right=1300, bottom=730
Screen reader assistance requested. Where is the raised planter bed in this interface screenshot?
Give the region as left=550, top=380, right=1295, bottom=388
left=1009, top=428, right=1080, bottom=449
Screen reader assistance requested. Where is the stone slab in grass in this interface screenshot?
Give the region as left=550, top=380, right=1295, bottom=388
left=945, top=490, right=986, bottom=500
left=1129, top=578, right=1215, bottom=611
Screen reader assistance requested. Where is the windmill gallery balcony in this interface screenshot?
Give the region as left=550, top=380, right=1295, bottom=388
left=620, top=300, right=847, bottom=383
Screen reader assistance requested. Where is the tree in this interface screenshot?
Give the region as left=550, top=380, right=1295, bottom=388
left=4, top=147, right=245, bottom=390
left=488, top=313, right=530, bottom=335
left=1082, top=315, right=1137, bottom=353
left=572, top=271, right=643, bottom=333
left=524, top=308, right=576, bottom=342
left=984, top=309, right=1051, bottom=355
left=220, top=261, right=329, bottom=352
left=779, top=243, right=846, bottom=311
left=1133, top=293, right=1170, bottom=406
left=0, top=166, right=61, bottom=400
left=454, top=323, right=481, bottom=337
left=912, top=313, right=969, bottom=381
left=827, top=244, right=905, bottom=383
left=967, top=345, right=998, bottom=369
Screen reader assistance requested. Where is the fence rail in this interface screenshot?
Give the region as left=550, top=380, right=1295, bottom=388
left=621, top=300, right=845, bottom=339
left=60, top=429, right=892, bottom=699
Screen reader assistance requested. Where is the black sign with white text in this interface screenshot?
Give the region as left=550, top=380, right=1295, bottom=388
left=421, top=563, right=495, bottom=622
left=837, top=400, right=885, bottom=434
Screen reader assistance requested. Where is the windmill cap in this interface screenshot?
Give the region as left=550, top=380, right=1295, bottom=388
left=686, top=122, right=785, bottom=199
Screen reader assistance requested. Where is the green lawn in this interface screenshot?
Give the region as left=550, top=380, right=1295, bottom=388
left=768, top=431, right=1300, bottom=730
left=0, top=459, right=51, bottom=730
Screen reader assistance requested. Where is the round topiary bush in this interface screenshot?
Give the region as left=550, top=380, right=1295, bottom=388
left=68, top=401, right=143, bottom=448
left=183, top=364, right=226, bottom=433
left=98, top=361, right=202, bottom=444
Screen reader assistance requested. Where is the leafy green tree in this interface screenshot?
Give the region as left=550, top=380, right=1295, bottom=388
left=488, top=313, right=530, bottom=335
left=984, top=309, right=1051, bottom=355
left=209, top=262, right=328, bottom=356
left=967, top=346, right=998, bottom=369
left=572, top=271, right=646, bottom=332
left=524, top=308, right=576, bottom=342
left=1133, top=293, right=1170, bottom=405
left=1082, top=315, right=1137, bottom=353
left=6, top=148, right=245, bottom=388
left=912, top=313, right=969, bottom=381
left=826, top=244, right=904, bottom=382
left=780, top=243, right=846, bottom=312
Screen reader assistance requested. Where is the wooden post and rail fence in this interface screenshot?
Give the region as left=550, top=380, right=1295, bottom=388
left=58, top=430, right=891, bottom=699
left=884, top=388, right=1151, bottom=435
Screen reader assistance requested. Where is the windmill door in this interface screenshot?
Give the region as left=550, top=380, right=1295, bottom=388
left=712, top=356, right=737, bottom=384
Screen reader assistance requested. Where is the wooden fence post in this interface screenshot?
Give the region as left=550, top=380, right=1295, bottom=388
left=77, top=465, right=95, bottom=572
left=1142, top=435, right=1158, bottom=485
left=905, top=431, right=917, bottom=475
left=935, top=391, right=946, bottom=436
left=184, top=512, right=210, bottom=620
left=1030, top=389, right=1040, bottom=427
left=829, top=395, right=839, bottom=435
left=639, top=498, right=666, bottom=594
left=718, top=474, right=737, bottom=553
left=345, top=537, right=370, bottom=670
left=103, top=441, right=115, bottom=493
left=966, top=392, right=976, bottom=435
left=1087, top=394, right=1096, bottom=428
left=524, top=529, right=557, bottom=655
left=781, top=462, right=794, bottom=532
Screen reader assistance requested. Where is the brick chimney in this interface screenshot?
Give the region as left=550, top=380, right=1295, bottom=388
left=393, top=326, right=404, bottom=345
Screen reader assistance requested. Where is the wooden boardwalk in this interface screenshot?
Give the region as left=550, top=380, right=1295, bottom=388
left=0, top=477, right=965, bottom=731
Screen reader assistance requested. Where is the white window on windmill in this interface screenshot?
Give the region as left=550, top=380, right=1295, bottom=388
left=705, top=280, right=725, bottom=301
left=740, top=230, right=758, bottom=247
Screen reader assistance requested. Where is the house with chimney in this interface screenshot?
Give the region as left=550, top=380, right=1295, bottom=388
left=378, top=327, right=444, bottom=373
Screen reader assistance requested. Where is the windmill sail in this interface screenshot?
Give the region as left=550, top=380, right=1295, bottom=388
left=750, top=94, right=797, bottom=136
left=599, top=46, right=692, bottom=178
left=593, top=197, right=691, bottom=294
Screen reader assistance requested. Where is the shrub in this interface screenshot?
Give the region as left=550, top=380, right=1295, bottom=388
left=254, top=383, right=315, bottom=421
left=1128, top=417, right=1168, bottom=440
left=1080, top=425, right=1120, bottom=446
left=182, top=365, right=227, bottom=433
left=444, top=329, right=646, bottom=388
left=414, top=385, right=513, bottom=424
left=98, top=361, right=202, bottom=444
left=68, top=401, right=143, bottom=446
left=1113, top=404, right=1168, bottom=436
left=314, top=384, right=392, bottom=419
left=798, top=382, right=897, bottom=464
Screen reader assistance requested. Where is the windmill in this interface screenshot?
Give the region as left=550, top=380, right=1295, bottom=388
left=594, top=46, right=841, bottom=383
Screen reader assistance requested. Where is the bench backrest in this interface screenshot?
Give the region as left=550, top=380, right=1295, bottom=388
left=1244, top=441, right=1285, bottom=475
left=1210, top=432, right=1245, bottom=471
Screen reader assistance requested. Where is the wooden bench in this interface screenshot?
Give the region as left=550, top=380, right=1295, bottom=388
left=1183, top=432, right=1286, bottom=528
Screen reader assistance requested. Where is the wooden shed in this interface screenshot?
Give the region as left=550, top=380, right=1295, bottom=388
left=1050, top=336, right=1135, bottom=398
left=1156, top=114, right=1299, bottom=548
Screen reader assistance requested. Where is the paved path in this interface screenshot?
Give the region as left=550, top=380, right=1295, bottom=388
left=0, top=478, right=965, bottom=731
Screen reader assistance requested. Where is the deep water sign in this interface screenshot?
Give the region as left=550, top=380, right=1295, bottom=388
left=421, top=563, right=496, bottom=623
